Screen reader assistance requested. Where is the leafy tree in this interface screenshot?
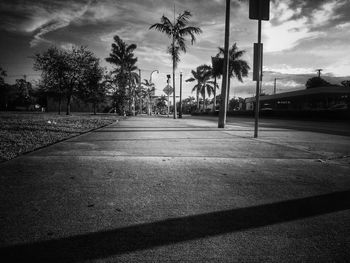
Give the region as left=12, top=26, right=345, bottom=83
left=14, top=78, right=34, bottom=109
left=0, top=67, right=6, bottom=85
left=34, top=47, right=67, bottom=114
left=77, top=63, right=105, bottom=115
left=0, top=67, right=10, bottom=110
left=228, top=97, right=245, bottom=111
left=150, top=10, right=202, bottom=118
left=155, top=95, right=167, bottom=114
left=181, top=96, right=196, bottom=113
left=341, top=80, right=350, bottom=88
left=106, top=35, right=138, bottom=114
left=34, top=46, right=103, bottom=115
left=216, top=43, right=250, bottom=106
left=305, top=77, right=331, bottom=89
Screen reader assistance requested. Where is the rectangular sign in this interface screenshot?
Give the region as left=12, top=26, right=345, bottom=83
left=253, top=43, right=263, bottom=81
left=249, top=0, right=270, bottom=21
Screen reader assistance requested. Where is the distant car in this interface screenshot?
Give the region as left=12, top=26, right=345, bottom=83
left=328, top=104, right=348, bottom=110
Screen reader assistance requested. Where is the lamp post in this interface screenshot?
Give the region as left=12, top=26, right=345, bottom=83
left=149, top=70, right=159, bottom=114
left=150, top=70, right=159, bottom=83
left=179, top=72, right=183, bottom=118
left=167, top=74, right=171, bottom=117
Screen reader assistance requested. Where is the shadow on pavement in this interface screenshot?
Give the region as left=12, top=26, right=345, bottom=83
left=1, top=190, right=349, bottom=262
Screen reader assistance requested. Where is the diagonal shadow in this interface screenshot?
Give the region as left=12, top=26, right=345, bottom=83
left=94, top=129, right=220, bottom=133
left=1, top=190, right=349, bottom=262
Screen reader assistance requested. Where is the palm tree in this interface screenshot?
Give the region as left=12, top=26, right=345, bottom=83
left=211, top=57, right=223, bottom=111
left=150, top=10, right=202, bottom=119
left=186, top=68, right=201, bottom=111
left=106, top=35, right=138, bottom=114
left=216, top=43, right=250, bottom=107
left=128, top=71, right=140, bottom=114
left=141, top=79, right=155, bottom=115
left=186, top=65, right=218, bottom=111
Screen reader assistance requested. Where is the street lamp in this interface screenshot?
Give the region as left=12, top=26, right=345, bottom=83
left=150, top=70, right=159, bottom=83
left=167, top=74, right=171, bottom=117
left=179, top=72, right=183, bottom=118
left=149, top=70, right=159, bottom=114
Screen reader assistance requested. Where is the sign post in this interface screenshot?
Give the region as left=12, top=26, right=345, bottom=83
left=249, top=0, right=270, bottom=138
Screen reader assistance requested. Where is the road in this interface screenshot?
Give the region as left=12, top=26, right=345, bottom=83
left=191, top=115, right=350, bottom=137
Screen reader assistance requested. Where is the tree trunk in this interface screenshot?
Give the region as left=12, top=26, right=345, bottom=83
left=148, top=95, right=151, bottom=115
left=93, top=102, right=97, bottom=115
left=196, top=90, right=199, bottom=111
left=66, top=95, right=71, bottom=115
left=213, top=76, right=217, bottom=111
left=196, top=81, right=200, bottom=111
left=203, top=92, right=206, bottom=111
left=58, top=95, right=62, bottom=115
left=227, top=77, right=231, bottom=110
left=172, top=31, right=177, bottom=119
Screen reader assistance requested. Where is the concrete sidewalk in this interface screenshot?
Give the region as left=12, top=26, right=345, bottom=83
left=1, top=116, right=350, bottom=262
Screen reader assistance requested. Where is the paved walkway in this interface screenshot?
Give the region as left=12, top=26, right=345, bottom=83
left=1, top=116, right=350, bottom=262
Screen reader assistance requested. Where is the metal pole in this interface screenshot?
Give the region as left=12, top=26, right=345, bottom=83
left=179, top=72, right=183, bottom=118
left=274, top=78, right=276, bottom=94
left=150, top=70, right=158, bottom=115
left=167, top=76, right=170, bottom=117
left=172, top=3, right=177, bottom=119
left=218, top=0, right=231, bottom=128
left=254, top=18, right=262, bottom=138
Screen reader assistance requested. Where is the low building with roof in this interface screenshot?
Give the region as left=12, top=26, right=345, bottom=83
left=245, top=86, right=350, bottom=111
left=244, top=86, right=350, bottom=119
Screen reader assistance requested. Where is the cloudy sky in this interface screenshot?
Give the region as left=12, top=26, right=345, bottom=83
left=1, top=0, right=350, bottom=98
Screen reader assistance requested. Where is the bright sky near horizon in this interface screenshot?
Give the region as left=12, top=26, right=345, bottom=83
left=1, top=0, right=350, bottom=99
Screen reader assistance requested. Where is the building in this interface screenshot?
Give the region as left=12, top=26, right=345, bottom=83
left=245, top=86, right=350, bottom=111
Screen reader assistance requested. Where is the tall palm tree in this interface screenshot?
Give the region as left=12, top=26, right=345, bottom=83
left=150, top=10, right=202, bottom=119
left=141, top=79, right=155, bottom=115
left=106, top=35, right=138, bottom=114
left=216, top=43, right=250, bottom=107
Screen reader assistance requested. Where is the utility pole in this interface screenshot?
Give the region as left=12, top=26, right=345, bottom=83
left=179, top=72, right=183, bottom=118
left=218, top=0, right=231, bottom=128
left=254, top=16, right=262, bottom=138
